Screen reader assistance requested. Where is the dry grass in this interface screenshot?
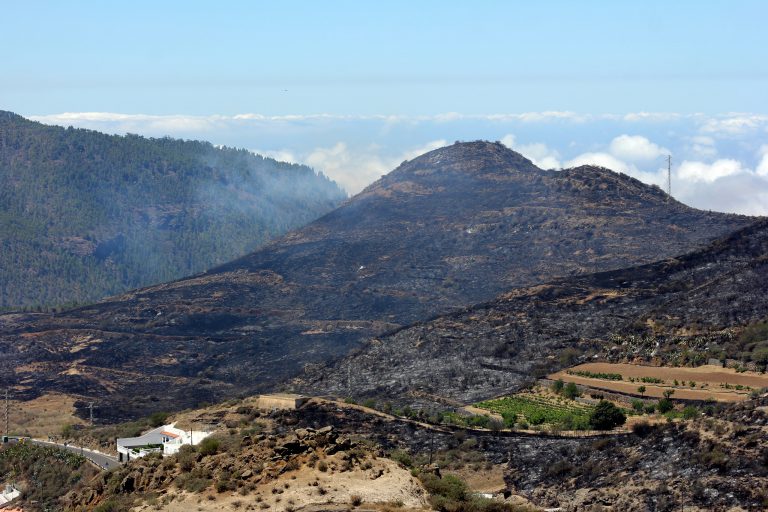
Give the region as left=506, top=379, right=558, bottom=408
left=7, top=392, right=86, bottom=438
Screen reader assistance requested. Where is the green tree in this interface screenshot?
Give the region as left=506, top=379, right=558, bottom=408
left=551, top=379, right=564, bottom=394
left=657, top=398, right=674, bottom=414
left=588, top=400, right=627, bottom=430
left=563, top=382, right=580, bottom=400
left=637, top=385, right=646, bottom=397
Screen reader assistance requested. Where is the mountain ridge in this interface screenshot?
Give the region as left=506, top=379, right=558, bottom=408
left=0, top=140, right=757, bottom=420
left=0, top=111, right=346, bottom=309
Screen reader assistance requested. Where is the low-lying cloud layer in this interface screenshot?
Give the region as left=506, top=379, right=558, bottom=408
left=29, top=111, right=768, bottom=215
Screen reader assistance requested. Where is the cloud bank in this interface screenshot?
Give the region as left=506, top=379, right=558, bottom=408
left=27, top=111, right=768, bottom=215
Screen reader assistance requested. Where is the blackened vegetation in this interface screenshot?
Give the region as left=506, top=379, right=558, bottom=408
left=506, top=399, right=768, bottom=511
left=0, top=140, right=754, bottom=419
left=306, top=219, right=768, bottom=404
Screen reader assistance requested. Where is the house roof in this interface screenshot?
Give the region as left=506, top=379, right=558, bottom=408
left=160, top=430, right=180, bottom=439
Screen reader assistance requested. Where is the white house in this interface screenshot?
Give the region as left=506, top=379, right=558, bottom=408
left=117, top=423, right=211, bottom=462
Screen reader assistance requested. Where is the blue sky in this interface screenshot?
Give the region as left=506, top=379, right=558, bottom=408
left=4, top=1, right=768, bottom=213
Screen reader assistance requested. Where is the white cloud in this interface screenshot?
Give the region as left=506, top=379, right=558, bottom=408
left=609, top=135, right=668, bottom=161
left=699, top=114, right=768, bottom=135
left=500, top=134, right=561, bottom=169
left=757, top=145, right=768, bottom=177
left=565, top=152, right=632, bottom=173
left=623, top=112, right=684, bottom=122
left=257, top=149, right=299, bottom=164
left=279, top=140, right=449, bottom=195
left=677, top=159, right=746, bottom=183
left=685, top=135, right=718, bottom=159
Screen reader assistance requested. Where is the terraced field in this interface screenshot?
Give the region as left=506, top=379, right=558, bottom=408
left=476, top=393, right=594, bottom=428
left=551, top=363, right=768, bottom=402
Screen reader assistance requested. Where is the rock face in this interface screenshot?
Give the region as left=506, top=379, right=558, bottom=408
left=304, top=219, right=768, bottom=404
left=0, top=141, right=754, bottom=419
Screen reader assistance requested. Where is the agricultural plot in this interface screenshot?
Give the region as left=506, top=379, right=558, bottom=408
left=550, top=362, right=768, bottom=402
left=475, top=393, right=594, bottom=429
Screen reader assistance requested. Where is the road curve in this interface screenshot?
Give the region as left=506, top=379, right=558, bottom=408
left=30, top=439, right=120, bottom=470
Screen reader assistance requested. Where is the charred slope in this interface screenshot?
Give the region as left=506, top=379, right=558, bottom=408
left=0, top=141, right=755, bottom=419
left=304, top=219, right=768, bottom=404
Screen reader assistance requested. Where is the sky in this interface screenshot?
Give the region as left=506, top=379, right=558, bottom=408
left=3, top=0, right=768, bottom=214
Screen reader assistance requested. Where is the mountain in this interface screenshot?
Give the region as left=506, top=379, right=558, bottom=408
left=0, top=140, right=755, bottom=420
left=304, top=219, right=768, bottom=405
left=0, top=111, right=346, bottom=309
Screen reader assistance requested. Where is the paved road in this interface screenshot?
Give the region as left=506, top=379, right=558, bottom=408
left=30, top=439, right=120, bottom=470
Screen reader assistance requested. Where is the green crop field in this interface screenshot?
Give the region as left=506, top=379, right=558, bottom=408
left=476, top=394, right=595, bottom=429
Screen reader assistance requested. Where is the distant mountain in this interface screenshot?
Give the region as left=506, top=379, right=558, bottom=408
left=305, top=219, right=768, bottom=405
left=0, top=141, right=755, bottom=420
left=0, top=111, right=346, bottom=309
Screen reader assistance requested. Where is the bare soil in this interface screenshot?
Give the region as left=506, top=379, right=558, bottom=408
left=550, top=363, right=768, bottom=402
left=131, top=456, right=429, bottom=512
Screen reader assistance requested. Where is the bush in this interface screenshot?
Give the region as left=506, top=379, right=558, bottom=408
left=93, top=501, right=120, bottom=512
left=644, top=404, right=657, bottom=414
left=588, top=401, right=626, bottom=430
left=551, top=379, right=564, bottom=394
left=198, top=437, right=220, bottom=456
left=682, top=406, right=699, bottom=420
left=563, top=382, right=580, bottom=399
left=631, top=399, right=644, bottom=413
left=389, top=450, right=412, bottom=468
left=632, top=421, right=654, bottom=437
left=420, top=473, right=469, bottom=503
left=177, top=445, right=197, bottom=471
left=657, top=398, right=673, bottom=414
left=148, top=411, right=169, bottom=428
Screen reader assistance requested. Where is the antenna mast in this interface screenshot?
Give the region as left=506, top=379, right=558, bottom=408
left=666, top=154, right=672, bottom=201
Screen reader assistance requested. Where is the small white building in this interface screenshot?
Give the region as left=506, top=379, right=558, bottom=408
left=117, top=423, right=211, bottom=462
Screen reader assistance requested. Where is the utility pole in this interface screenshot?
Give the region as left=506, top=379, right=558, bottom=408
left=666, top=154, right=672, bottom=202
left=5, top=388, right=9, bottom=436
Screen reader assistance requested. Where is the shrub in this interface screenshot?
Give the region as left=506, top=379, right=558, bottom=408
left=93, top=501, right=120, bottom=512
left=148, top=411, right=169, bottom=427
left=657, top=398, right=673, bottom=414
left=682, top=406, right=699, bottom=420
left=198, top=437, right=220, bottom=456
left=632, top=421, right=654, bottom=437
left=389, top=450, right=412, bottom=468
left=644, top=403, right=657, bottom=414
left=563, top=382, right=580, bottom=400
left=350, top=494, right=363, bottom=506
left=631, top=399, right=644, bottom=413
left=551, top=379, right=564, bottom=394
left=588, top=401, right=626, bottom=430
left=176, top=445, right=197, bottom=471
